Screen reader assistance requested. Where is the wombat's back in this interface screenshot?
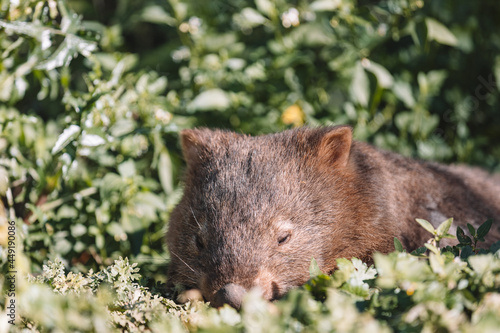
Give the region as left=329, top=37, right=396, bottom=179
left=358, top=142, right=500, bottom=248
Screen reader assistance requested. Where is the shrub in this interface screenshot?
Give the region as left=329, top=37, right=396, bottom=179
left=1, top=0, right=500, bottom=331
left=6, top=219, right=500, bottom=332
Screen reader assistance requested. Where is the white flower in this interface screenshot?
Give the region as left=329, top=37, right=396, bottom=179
left=179, top=16, right=202, bottom=34
left=172, top=46, right=191, bottom=62
left=281, top=8, right=300, bottom=28
left=154, top=108, right=172, bottom=124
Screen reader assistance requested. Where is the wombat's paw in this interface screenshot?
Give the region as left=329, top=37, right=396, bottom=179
left=177, top=288, right=204, bottom=303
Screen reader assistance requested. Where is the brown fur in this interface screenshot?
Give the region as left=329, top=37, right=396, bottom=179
left=166, top=126, right=500, bottom=307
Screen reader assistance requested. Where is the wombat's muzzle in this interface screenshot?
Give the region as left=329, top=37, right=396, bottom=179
left=211, top=283, right=247, bottom=309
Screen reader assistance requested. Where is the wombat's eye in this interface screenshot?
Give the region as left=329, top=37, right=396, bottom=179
left=195, top=234, right=205, bottom=251
left=277, top=231, right=292, bottom=246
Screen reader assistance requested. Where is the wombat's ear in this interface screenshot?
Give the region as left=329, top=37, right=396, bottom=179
left=317, top=126, right=352, bottom=168
left=180, top=129, right=207, bottom=166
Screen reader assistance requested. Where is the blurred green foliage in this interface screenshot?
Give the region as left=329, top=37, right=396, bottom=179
left=0, top=0, right=500, bottom=318
left=6, top=220, right=500, bottom=332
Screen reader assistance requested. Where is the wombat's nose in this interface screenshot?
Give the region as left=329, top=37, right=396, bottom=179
left=212, top=283, right=246, bottom=309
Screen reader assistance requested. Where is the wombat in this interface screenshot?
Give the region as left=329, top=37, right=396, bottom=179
left=166, top=126, right=500, bottom=308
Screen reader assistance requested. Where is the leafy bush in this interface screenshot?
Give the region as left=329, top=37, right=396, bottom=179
left=1, top=0, right=500, bottom=331
left=6, top=219, right=500, bottom=332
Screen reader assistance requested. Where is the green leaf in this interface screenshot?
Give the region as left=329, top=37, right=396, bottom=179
left=51, top=125, right=81, bottom=154
left=0, top=20, right=45, bottom=40
left=110, top=119, right=136, bottom=137
left=57, top=206, right=78, bottom=219
left=99, top=173, right=125, bottom=196
left=80, top=133, right=106, bottom=147
left=120, top=209, right=144, bottom=233
left=349, top=62, right=370, bottom=108
left=495, top=55, right=500, bottom=91
left=416, top=218, right=435, bottom=234
left=429, top=253, right=444, bottom=274
left=476, top=219, right=492, bottom=239
left=393, top=81, right=415, bottom=108
left=239, top=8, right=267, bottom=27
left=467, top=223, right=476, bottom=237
left=490, top=240, right=500, bottom=254
left=468, top=254, right=500, bottom=275
left=424, top=243, right=440, bottom=255
left=289, top=24, right=335, bottom=47
left=70, top=224, right=87, bottom=237
left=419, top=70, right=448, bottom=97
left=309, top=258, right=323, bottom=278
left=364, top=60, right=394, bottom=89
left=96, top=233, right=105, bottom=249
left=394, top=111, right=414, bottom=132
left=0, top=167, right=8, bottom=195
left=141, top=5, right=177, bottom=26
left=134, top=192, right=166, bottom=212
left=436, top=218, right=453, bottom=237
left=187, top=89, right=231, bottom=112
left=394, top=238, right=404, bottom=252
left=36, top=35, right=97, bottom=71
left=441, top=233, right=455, bottom=239
left=410, top=246, right=427, bottom=257
left=460, top=245, right=474, bottom=260
left=255, top=0, right=275, bottom=18
left=118, top=160, right=136, bottom=178
left=54, top=238, right=72, bottom=255
left=158, top=151, right=174, bottom=195
left=425, top=18, right=458, bottom=47
left=310, top=0, right=341, bottom=11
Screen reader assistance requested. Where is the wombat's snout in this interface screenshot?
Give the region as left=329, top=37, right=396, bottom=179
left=212, top=283, right=247, bottom=309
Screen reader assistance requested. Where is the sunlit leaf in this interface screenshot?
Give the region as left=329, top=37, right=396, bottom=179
left=36, top=35, right=97, bottom=71
left=309, top=257, right=323, bottom=278
left=416, top=218, right=435, bottom=234
left=364, top=60, right=394, bottom=88
left=141, top=5, right=177, bottom=26
left=240, top=7, right=267, bottom=26
left=436, top=218, right=453, bottom=237
left=187, top=88, right=231, bottom=112
left=426, top=18, right=458, bottom=47
left=393, top=81, right=415, bottom=108
left=310, top=0, right=341, bottom=11
left=81, top=133, right=106, bottom=147
left=0, top=20, right=44, bottom=40
left=52, top=125, right=81, bottom=154
left=349, top=62, right=370, bottom=107
left=424, top=243, right=439, bottom=254
left=255, top=0, right=275, bottom=18
left=118, top=160, right=136, bottom=178
left=158, top=151, right=174, bottom=195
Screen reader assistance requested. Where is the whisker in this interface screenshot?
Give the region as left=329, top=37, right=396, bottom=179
left=210, top=201, right=218, bottom=221
left=175, top=271, right=198, bottom=284
left=170, top=250, right=198, bottom=274
left=190, top=206, right=202, bottom=230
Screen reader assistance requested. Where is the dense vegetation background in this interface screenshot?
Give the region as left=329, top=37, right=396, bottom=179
left=1, top=0, right=500, bottom=331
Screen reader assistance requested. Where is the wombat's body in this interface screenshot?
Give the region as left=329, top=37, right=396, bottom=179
left=166, top=126, right=500, bottom=308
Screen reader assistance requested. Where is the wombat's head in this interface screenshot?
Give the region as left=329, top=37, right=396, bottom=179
left=166, top=126, right=383, bottom=308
